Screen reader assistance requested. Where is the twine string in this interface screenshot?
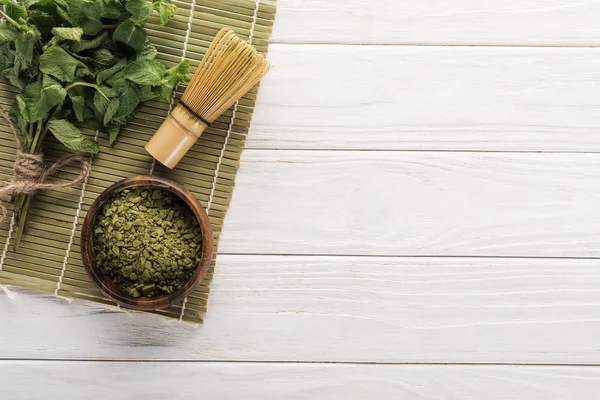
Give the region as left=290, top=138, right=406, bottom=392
left=0, top=106, right=91, bottom=224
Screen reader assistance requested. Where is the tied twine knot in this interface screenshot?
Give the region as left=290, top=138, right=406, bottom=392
left=0, top=107, right=91, bottom=224
left=14, top=151, right=44, bottom=182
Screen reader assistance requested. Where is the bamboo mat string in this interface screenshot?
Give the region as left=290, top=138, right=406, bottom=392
left=0, top=212, right=15, bottom=272
left=147, top=0, right=198, bottom=319
left=149, top=0, right=197, bottom=176
left=206, top=0, right=261, bottom=215
left=179, top=0, right=263, bottom=322
left=55, top=131, right=99, bottom=297
left=172, top=0, right=201, bottom=321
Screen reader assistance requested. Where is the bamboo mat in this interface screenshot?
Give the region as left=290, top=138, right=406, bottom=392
left=0, top=0, right=277, bottom=323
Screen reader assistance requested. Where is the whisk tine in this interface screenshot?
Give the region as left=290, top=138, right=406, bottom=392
left=181, top=28, right=269, bottom=122
left=146, top=27, right=270, bottom=169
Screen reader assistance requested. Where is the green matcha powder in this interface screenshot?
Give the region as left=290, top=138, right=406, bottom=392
left=93, top=187, right=202, bottom=298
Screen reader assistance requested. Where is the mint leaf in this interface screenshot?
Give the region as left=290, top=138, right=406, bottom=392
left=5, top=70, right=27, bottom=89
left=54, top=101, right=71, bottom=120
left=38, top=75, right=68, bottom=119
left=113, top=19, right=145, bottom=52
left=75, top=66, right=93, bottom=79
left=138, top=85, right=158, bottom=102
left=10, top=98, right=28, bottom=139
left=106, top=75, right=126, bottom=88
left=114, top=82, right=140, bottom=118
left=20, top=83, right=39, bottom=122
left=91, top=48, right=118, bottom=66
left=70, top=30, right=111, bottom=52
left=69, top=94, right=86, bottom=122
left=14, top=30, right=37, bottom=74
left=48, top=119, right=99, bottom=154
left=13, top=95, right=29, bottom=121
left=23, top=0, right=41, bottom=7
left=56, top=5, right=76, bottom=25
left=52, top=27, right=84, bottom=41
left=0, top=44, right=12, bottom=71
left=106, top=114, right=132, bottom=145
left=29, top=10, right=60, bottom=38
left=135, top=40, right=157, bottom=60
left=28, top=0, right=63, bottom=17
left=40, top=45, right=86, bottom=82
left=2, top=0, right=27, bottom=22
left=103, top=97, right=120, bottom=126
left=36, top=75, right=67, bottom=116
left=19, top=80, right=43, bottom=122
left=80, top=0, right=103, bottom=35
left=121, top=59, right=165, bottom=85
left=93, top=85, right=116, bottom=113
left=167, top=60, right=190, bottom=81
left=101, top=0, right=126, bottom=19
left=63, top=0, right=84, bottom=15
left=152, top=0, right=176, bottom=25
left=53, top=0, right=85, bottom=25
left=126, top=0, right=153, bottom=23
left=105, top=73, right=126, bottom=87
left=160, top=60, right=189, bottom=99
left=107, top=122, right=121, bottom=145
left=67, top=48, right=94, bottom=64
left=21, top=75, right=67, bottom=122
left=96, top=57, right=127, bottom=84
left=0, top=26, right=18, bottom=43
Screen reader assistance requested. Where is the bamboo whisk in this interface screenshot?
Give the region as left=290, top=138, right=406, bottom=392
left=146, top=28, right=270, bottom=169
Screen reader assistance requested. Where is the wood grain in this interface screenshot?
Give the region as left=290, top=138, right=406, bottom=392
left=220, top=150, right=600, bottom=257
left=2, top=361, right=600, bottom=399
left=248, top=45, right=600, bottom=151
left=2, top=256, right=600, bottom=363
left=273, top=0, right=600, bottom=46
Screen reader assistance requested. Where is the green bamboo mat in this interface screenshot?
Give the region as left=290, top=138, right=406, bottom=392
left=0, top=0, right=277, bottom=323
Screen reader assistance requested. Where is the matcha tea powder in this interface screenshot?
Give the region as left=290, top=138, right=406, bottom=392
left=93, top=187, right=202, bottom=298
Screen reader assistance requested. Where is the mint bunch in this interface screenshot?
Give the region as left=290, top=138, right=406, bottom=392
left=0, top=0, right=190, bottom=249
left=0, top=0, right=189, bottom=153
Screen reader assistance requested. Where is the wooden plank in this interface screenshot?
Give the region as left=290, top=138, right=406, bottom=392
left=2, top=256, right=600, bottom=363
left=248, top=45, right=600, bottom=151
left=2, top=361, right=600, bottom=399
left=273, top=0, right=600, bottom=46
left=220, top=150, right=600, bottom=257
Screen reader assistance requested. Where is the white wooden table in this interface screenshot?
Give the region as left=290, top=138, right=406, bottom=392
left=3, top=1, right=600, bottom=398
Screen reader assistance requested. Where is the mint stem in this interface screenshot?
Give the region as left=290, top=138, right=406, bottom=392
left=65, top=82, right=109, bottom=101
left=0, top=9, right=21, bottom=29
left=29, top=121, right=42, bottom=153
left=13, top=122, right=43, bottom=249
left=27, top=122, right=34, bottom=147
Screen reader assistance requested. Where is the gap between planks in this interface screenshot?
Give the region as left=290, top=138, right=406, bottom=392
left=242, top=149, right=600, bottom=154
left=269, top=41, right=600, bottom=48
left=2, top=359, right=600, bottom=367
left=4, top=361, right=599, bottom=399
left=217, top=253, right=600, bottom=260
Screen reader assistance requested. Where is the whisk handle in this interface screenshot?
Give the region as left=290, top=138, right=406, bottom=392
left=145, top=104, right=209, bottom=169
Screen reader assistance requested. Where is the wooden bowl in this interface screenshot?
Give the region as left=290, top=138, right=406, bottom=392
left=81, top=175, right=213, bottom=311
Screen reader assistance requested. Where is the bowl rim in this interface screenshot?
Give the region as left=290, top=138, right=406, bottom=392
left=80, top=175, right=214, bottom=311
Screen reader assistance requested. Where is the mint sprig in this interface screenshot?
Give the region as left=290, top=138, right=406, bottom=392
left=0, top=0, right=189, bottom=152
